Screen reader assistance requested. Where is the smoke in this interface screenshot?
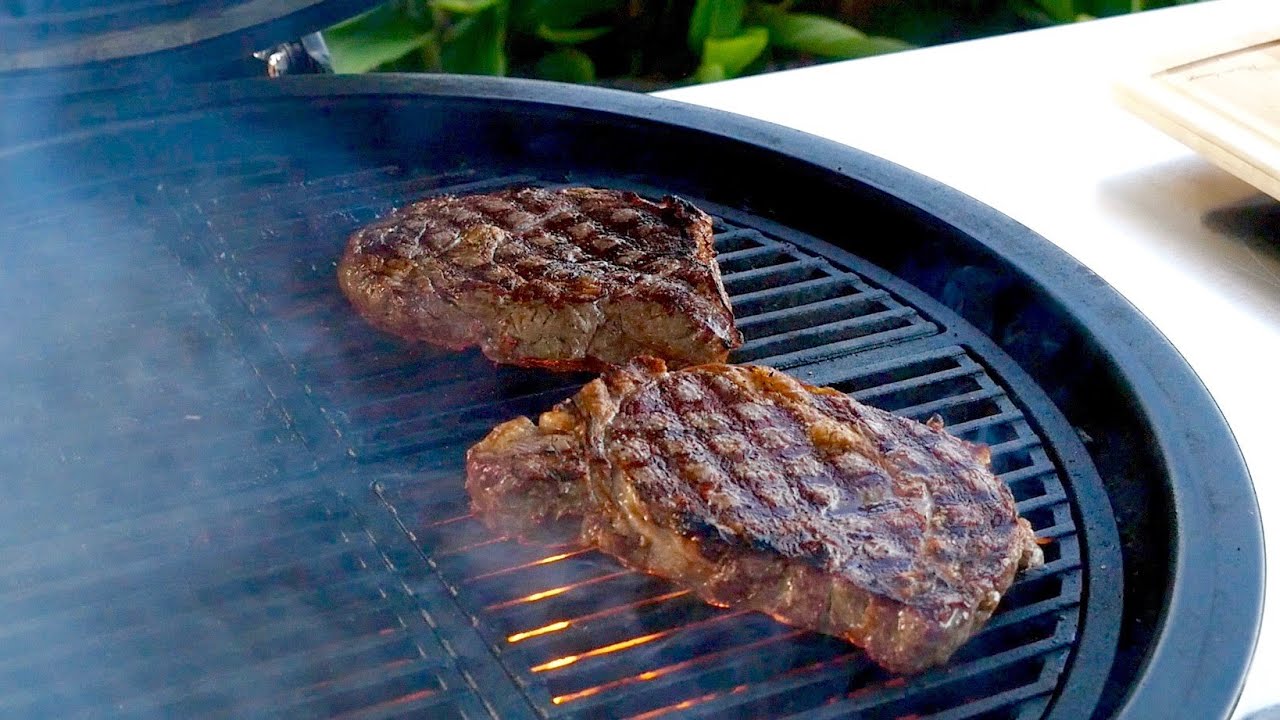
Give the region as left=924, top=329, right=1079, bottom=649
left=0, top=99, right=467, bottom=716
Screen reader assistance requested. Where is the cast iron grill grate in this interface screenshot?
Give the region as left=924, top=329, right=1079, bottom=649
left=0, top=68, right=1126, bottom=714
left=163, top=161, right=1090, bottom=719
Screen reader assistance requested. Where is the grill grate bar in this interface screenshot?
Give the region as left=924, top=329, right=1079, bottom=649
left=728, top=275, right=859, bottom=316
left=0, top=535, right=370, bottom=623
left=753, top=322, right=939, bottom=369
left=892, top=386, right=1006, bottom=421
left=712, top=228, right=767, bottom=252
left=0, top=511, right=362, bottom=601
left=734, top=289, right=893, bottom=330
left=191, top=169, right=485, bottom=225
left=721, top=257, right=830, bottom=294
left=502, top=589, right=693, bottom=645
left=0, top=569, right=395, bottom=659
left=0, top=574, right=407, bottom=677
left=0, top=628, right=430, bottom=713
left=1016, top=490, right=1070, bottom=516
left=791, top=633, right=1074, bottom=720
left=946, top=409, right=1027, bottom=437
left=845, top=363, right=984, bottom=405
left=714, top=244, right=793, bottom=271
left=918, top=675, right=1058, bottom=720
left=0, top=468, right=317, bottom=554
left=999, top=463, right=1059, bottom=487
left=1016, top=555, right=1081, bottom=584
left=634, top=653, right=873, bottom=720
left=989, top=435, right=1044, bottom=459
left=546, top=629, right=815, bottom=714
left=736, top=306, right=919, bottom=354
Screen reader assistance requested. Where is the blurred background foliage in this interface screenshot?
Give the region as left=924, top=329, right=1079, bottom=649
left=323, top=0, right=1203, bottom=90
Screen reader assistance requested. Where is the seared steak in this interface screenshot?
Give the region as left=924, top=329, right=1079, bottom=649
left=466, top=358, right=1043, bottom=674
left=338, top=187, right=742, bottom=371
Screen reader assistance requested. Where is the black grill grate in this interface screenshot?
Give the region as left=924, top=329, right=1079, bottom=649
left=0, top=141, right=1108, bottom=719
left=157, top=161, right=1091, bottom=720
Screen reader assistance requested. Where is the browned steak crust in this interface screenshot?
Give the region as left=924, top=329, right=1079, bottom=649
left=465, top=358, right=1043, bottom=674
left=338, top=187, right=742, bottom=371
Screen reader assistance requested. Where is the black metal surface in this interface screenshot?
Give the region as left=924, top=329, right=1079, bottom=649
left=0, top=74, right=1260, bottom=720
left=0, top=0, right=371, bottom=97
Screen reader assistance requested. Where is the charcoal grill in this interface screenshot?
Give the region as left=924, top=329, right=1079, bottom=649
left=0, top=5, right=1264, bottom=719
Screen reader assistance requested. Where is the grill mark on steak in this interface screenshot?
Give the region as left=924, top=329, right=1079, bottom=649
left=338, top=187, right=742, bottom=370
left=465, top=358, right=1043, bottom=674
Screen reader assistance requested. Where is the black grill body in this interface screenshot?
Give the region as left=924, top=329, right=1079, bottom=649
left=0, top=0, right=368, bottom=97
left=0, top=75, right=1261, bottom=720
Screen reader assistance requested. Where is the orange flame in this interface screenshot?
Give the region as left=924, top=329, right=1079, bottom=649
left=465, top=549, right=589, bottom=583
left=504, top=589, right=693, bottom=646
left=531, top=630, right=670, bottom=672
left=529, top=610, right=747, bottom=673
left=625, top=686, right=746, bottom=720
left=424, top=512, right=473, bottom=528
left=485, top=571, right=630, bottom=611
left=507, top=621, right=571, bottom=643
left=551, top=630, right=805, bottom=705
left=434, top=536, right=506, bottom=557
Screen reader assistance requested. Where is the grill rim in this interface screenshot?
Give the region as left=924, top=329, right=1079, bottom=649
left=0, top=0, right=377, bottom=98
left=1, top=73, right=1262, bottom=720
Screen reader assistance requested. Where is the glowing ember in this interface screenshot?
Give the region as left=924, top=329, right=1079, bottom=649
left=465, top=549, right=590, bottom=582
left=485, top=571, right=630, bottom=611
left=550, top=630, right=806, bottom=705
left=433, top=536, right=507, bottom=557
left=331, top=688, right=438, bottom=720
left=529, top=611, right=747, bottom=673
left=531, top=631, right=669, bottom=672
left=535, top=655, right=581, bottom=672
left=424, top=512, right=473, bottom=528
left=504, top=589, right=693, bottom=647
left=626, top=690, right=726, bottom=720
left=507, top=621, right=571, bottom=643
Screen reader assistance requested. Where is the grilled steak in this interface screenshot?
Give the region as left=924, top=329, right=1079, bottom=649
left=338, top=187, right=742, bottom=371
left=466, top=358, right=1043, bottom=674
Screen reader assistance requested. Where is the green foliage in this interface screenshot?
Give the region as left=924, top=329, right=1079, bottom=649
left=440, top=3, right=507, bottom=75
left=324, top=4, right=435, bottom=74
left=687, top=0, right=747, bottom=50
left=695, top=25, right=769, bottom=81
left=750, top=5, right=911, bottom=59
left=324, top=0, right=1206, bottom=87
left=536, top=47, right=597, bottom=82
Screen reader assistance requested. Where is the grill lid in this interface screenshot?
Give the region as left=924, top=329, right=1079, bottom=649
left=0, top=0, right=373, bottom=96
left=0, top=75, right=1262, bottom=719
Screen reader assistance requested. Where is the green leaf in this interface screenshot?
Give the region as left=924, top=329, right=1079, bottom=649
left=512, top=0, right=622, bottom=33
left=693, top=63, right=727, bottom=83
left=535, top=23, right=611, bottom=44
left=432, top=0, right=499, bottom=13
left=441, top=4, right=507, bottom=75
left=1035, top=0, right=1076, bottom=22
left=324, top=4, right=435, bottom=74
left=750, top=6, right=911, bottom=59
left=696, top=25, right=768, bottom=79
left=535, top=47, right=597, bottom=82
left=688, top=0, right=746, bottom=51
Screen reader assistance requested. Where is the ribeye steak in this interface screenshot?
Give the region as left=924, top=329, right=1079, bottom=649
left=466, top=358, right=1043, bottom=673
left=339, top=187, right=741, bottom=371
